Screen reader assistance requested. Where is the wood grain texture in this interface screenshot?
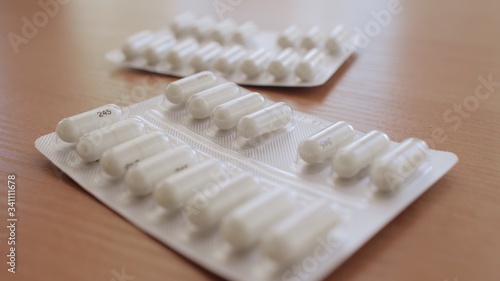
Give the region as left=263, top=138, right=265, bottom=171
left=1, top=0, right=499, bottom=280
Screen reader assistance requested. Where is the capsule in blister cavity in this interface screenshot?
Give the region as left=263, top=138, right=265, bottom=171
left=221, top=189, right=295, bottom=251
left=370, top=138, right=429, bottom=192
left=76, top=118, right=145, bottom=162
left=325, top=26, right=344, bottom=54
left=295, top=48, right=325, bottom=81
left=170, top=12, right=196, bottom=37
left=212, top=19, right=237, bottom=45
left=122, top=30, right=155, bottom=59
left=261, top=200, right=338, bottom=264
left=187, top=82, right=240, bottom=119
left=268, top=48, right=299, bottom=79
left=237, top=102, right=293, bottom=139
left=100, top=132, right=171, bottom=178
left=212, top=92, right=266, bottom=130
left=165, top=71, right=218, bottom=105
left=125, top=145, right=198, bottom=196
left=214, top=45, right=247, bottom=74
left=191, top=16, right=216, bottom=41
left=232, top=21, right=258, bottom=46
left=56, top=104, right=122, bottom=143
left=333, top=130, right=390, bottom=178
left=240, top=48, right=271, bottom=78
left=166, top=38, right=199, bottom=68
left=298, top=121, right=355, bottom=164
left=301, top=25, right=324, bottom=50
left=144, top=35, right=176, bottom=64
left=190, top=42, right=223, bottom=71
left=277, top=25, right=302, bottom=49
left=187, top=173, right=260, bottom=229
left=154, top=159, right=224, bottom=210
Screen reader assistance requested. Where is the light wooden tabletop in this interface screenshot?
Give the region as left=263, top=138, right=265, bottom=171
left=1, top=0, right=499, bottom=280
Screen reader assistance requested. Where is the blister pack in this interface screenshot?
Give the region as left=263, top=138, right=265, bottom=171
left=35, top=72, right=458, bottom=281
left=105, top=12, right=358, bottom=87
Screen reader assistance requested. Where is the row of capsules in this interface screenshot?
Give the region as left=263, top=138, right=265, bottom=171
left=297, top=121, right=431, bottom=193
left=54, top=99, right=339, bottom=267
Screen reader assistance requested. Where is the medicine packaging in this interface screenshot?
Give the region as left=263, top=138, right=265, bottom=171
left=36, top=72, right=458, bottom=281
left=105, top=12, right=358, bottom=87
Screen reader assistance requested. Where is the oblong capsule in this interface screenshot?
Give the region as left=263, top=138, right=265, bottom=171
left=268, top=48, right=299, bottom=79
left=232, top=21, right=258, bottom=46
left=370, top=138, right=430, bottom=192
left=295, top=48, right=325, bottom=81
left=214, top=45, right=247, bottom=74
left=261, top=200, right=338, bottom=264
left=125, top=145, right=198, bottom=196
left=191, top=16, right=216, bottom=41
left=277, top=25, right=302, bottom=49
left=187, top=173, right=260, bottom=229
left=170, top=12, right=196, bottom=38
left=301, top=25, right=324, bottom=50
left=166, top=38, right=199, bottom=68
left=325, top=26, right=344, bottom=54
left=56, top=104, right=123, bottom=143
left=333, top=130, right=390, bottom=178
left=144, top=35, right=176, bottom=64
left=187, top=82, right=240, bottom=119
left=211, top=19, right=237, bottom=45
left=154, top=159, right=225, bottom=210
left=220, top=189, right=295, bottom=251
left=76, top=118, right=145, bottom=162
left=212, top=92, right=266, bottom=130
left=240, top=48, right=271, bottom=78
left=190, top=42, right=223, bottom=71
left=237, top=102, right=293, bottom=139
left=298, top=121, right=355, bottom=164
left=100, top=132, right=171, bottom=178
left=122, top=30, right=155, bottom=59
left=165, top=71, right=218, bottom=105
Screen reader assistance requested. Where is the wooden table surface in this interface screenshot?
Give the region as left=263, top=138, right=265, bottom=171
left=1, top=0, right=499, bottom=280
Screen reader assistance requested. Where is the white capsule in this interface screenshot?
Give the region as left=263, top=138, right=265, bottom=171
left=170, top=12, right=196, bottom=37
left=232, top=21, right=258, bottom=46
left=190, top=42, right=223, bottom=71
left=100, top=132, right=171, bottom=178
left=165, top=71, right=218, bottom=105
left=277, top=25, right=302, bottom=48
left=262, top=200, right=338, bottom=264
left=56, top=104, right=122, bottom=143
left=295, top=48, right=325, bottom=81
left=237, top=102, right=293, bottom=139
left=298, top=121, right=355, bottom=164
left=125, top=145, right=198, bottom=196
left=154, top=159, right=225, bottom=210
left=268, top=48, right=299, bottom=79
left=187, top=173, right=260, bottom=229
left=144, top=35, right=176, bottom=64
left=212, top=92, right=266, bottom=130
left=220, top=189, right=295, bottom=251
left=214, top=45, right=247, bottom=74
left=301, top=25, right=324, bottom=50
left=212, top=19, right=238, bottom=45
left=370, top=138, right=430, bottom=192
left=187, top=82, right=240, bottom=119
left=325, top=26, right=345, bottom=54
left=122, top=30, right=155, bottom=59
left=166, top=38, right=199, bottom=68
left=333, top=130, right=390, bottom=178
left=76, top=118, right=145, bottom=162
left=240, top=48, right=271, bottom=78
left=191, top=16, right=217, bottom=41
